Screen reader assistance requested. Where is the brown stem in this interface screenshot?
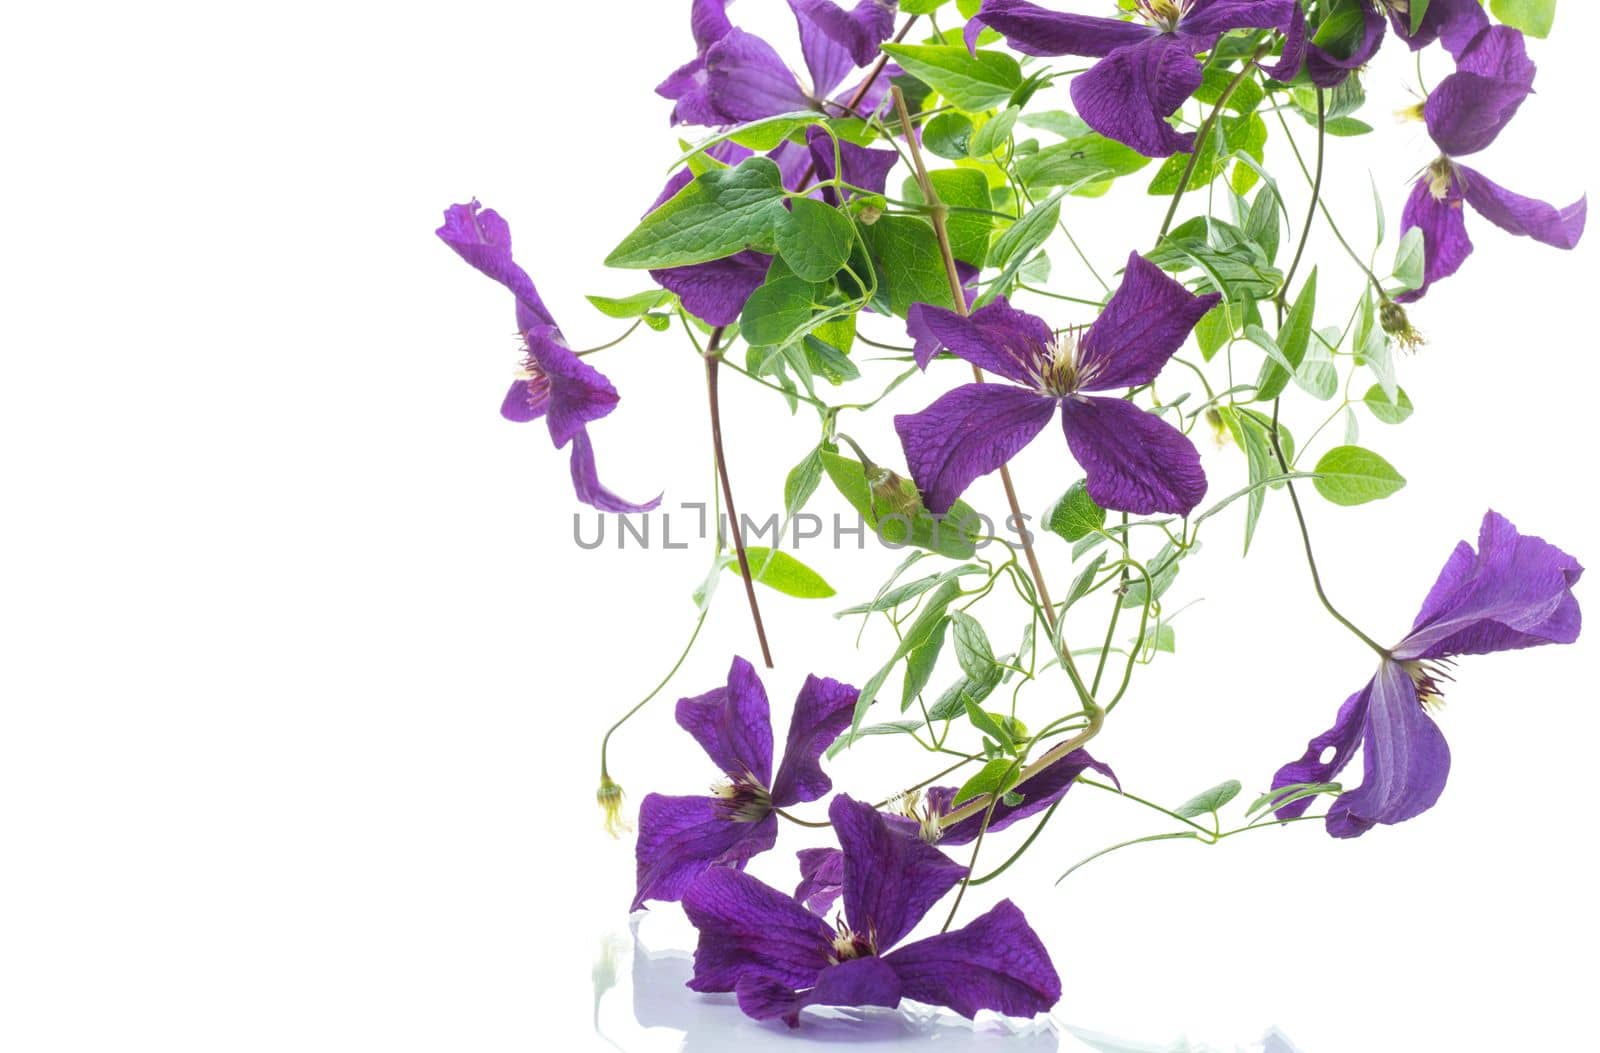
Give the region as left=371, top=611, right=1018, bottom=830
left=704, top=328, right=774, bottom=668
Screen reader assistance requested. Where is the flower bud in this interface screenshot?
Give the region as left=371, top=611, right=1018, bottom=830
left=1205, top=407, right=1231, bottom=448
left=1380, top=299, right=1425, bottom=353
left=596, top=774, right=631, bottom=838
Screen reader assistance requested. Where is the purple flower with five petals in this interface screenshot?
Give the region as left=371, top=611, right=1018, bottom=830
left=895, top=253, right=1218, bottom=517
left=659, top=0, right=898, bottom=128
left=435, top=201, right=659, bottom=513
left=1271, top=511, right=1582, bottom=838
left=632, top=657, right=859, bottom=910
left=1266, top=0, right=1488, bottom=87
left=682, top=794, right=1061, bottom=1026
left=792, top=748, right=1115, bottom=916
left=1395, top=24, right=1585, bottom=301
left=968, top=0, right=1294, bottom=157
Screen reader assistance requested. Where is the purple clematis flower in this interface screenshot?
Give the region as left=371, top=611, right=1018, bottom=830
left=633, top=657, right=859, bottom=911
left=1395, top=24, right=1585, bottom=301
left=682, top=794, right=1061, bottom=1026
left=1266, top=0, right=1488, bottom=87
left=435, top=201, right=659, bottom=513
left=895, top=253, right=1218, bottom=517
left=792, top=748, right=1115, bottom=915
left=659, top=0, right=898, bottom=128
left=1271, top=511, right=1582, bottom=838
left=647, top=128, right=899, bottom=326
left=968, top=0, right=1294, bottom=157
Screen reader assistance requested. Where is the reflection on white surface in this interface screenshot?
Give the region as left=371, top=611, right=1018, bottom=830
left=595, top=921, right=1303, bottom=1053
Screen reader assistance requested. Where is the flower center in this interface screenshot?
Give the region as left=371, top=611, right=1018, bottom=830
left=710, top=772, right=772, bottom=823
left=890, top=789, right=945, bottom=844
left=1034, top=329, right=1093, bottom=398
left=1137, top=0, right=1188, bottom=32
left=514, top=340, right=552, bottom=407
left=1425, top=157, right=1460, bottom=202
left=1403, top=659, right=1456, bottom=713
left=828, top=919, right=877, bottom=963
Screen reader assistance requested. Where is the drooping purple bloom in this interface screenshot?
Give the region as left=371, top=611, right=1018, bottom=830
left=1395, top=25, right=1585, bottom=301
left=895, top=253, right=1218, bottom=517
left=793, top=749, right=1115, bottom=913
left=659, top=0, right=899, bottom=128
left=969, top=0, right=1294, bottom=157
left=435, top=201, right=659, bottom=513
left=648, top=128, right=899, bottom=326
left=1271, top=511, right=1582, bottom=838
left=633, top=657, right=859, bottom=910
left=1265, top=0, right=1488, bottom=87
left=682, top=794, right=1061, bottom=1026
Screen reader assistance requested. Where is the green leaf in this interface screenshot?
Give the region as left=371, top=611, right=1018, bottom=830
left=1016, top=132, right=1151, bottom=191
left=1146, top=113, right=1267, bottom=196
left=1246, top=781, right=1343, bottom=818
left=949, top=611, right=997, bottom=682
left=606, top=157, right=789, bottom=269
left=1490, top=0, right=1556, bottom=38
left=902, top=618, right=950, bottom=709
left=848, top=580, right=963, bottom=737
left=1174, top=779, right=1243, bottom=818
left=784, top=447, right=825, bottom=519
left=962, top=699, right=1016, bottom=753
left=861, top=215, right=957, bottom=316
left=1064, top=553, right=1106, bottom=611
left=1362, top=384, right=1414, bottom=425
left=953, top=757, right=1021, bottom=806
left=776, top=198, right=857, bottom=282
left=1019, top=110, right=1090, bottom=138
left=1044, top=480, right=1106, bottom=542
left=923, top=112, right=974, bottom=160
left=820, top=449, right=981, bottom=559
left=1392, top=226, right=1426, bottom=291
left=728, top=547, right=835, bottom=598
left=977, top=188, right=1066, bottom=306
left=1121, top=540, right=1188, bottom=610
left=968, top=106, right=1020, bottom=157
left=585, top=289, right=671, bottom=319
left=740, top=275, right=817, bottom=347
left=1410, top=0, right=1434, bottom=35
left=901, top=0, right=953, bottom=13
left=1312, top=446, right=1408, bottom=506
left=1256, top=268, right=1317, bottom=401
left=879, top=44, right=1023, bottom=111
left=928, top=168, right=993, bottom=267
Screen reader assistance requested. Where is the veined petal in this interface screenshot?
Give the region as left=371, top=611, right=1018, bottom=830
left=499, top=379, right=549, bottom=424
left=791, top=0, right=896, bottom=69
left=690, top=0, right=734, bottom=51
left=1394, top=0, right=1488, bottom=54
left=1177, top=0, right=1296, bottom=40
left=794, top=847, right=845, bottom=915
left=1326, top=659, right=1450, bottom=838
left=906, top=297, right=1053, bottom=381
left=1303, top=4, right=1385, bottom=88
left=894, top=384, right=1057, bottom=515
left=435, top=200, right=557, bottom=330
left=1454, top=24, right=1536, bottom=86
left=735, top=956, right=903, bottom=1026
left=526, top=326, right=620, bottom=448
left=1460, top=164, right=1587, bottom=251
left=1060, top=395, right=1207, bottom=516
left=973, top=0, right=1156, bottom=58
left=657, top=55, right=722, bottom=127
left=938, top=749, right=1116, bottom=845
left=1399, top=510, right=1584, bottom=661
left=632, top=795, right=778, bottom=910
left=567, top=430, right=663, bottom=513
left=790, top=0, right=855, bottom=100
left=1069, top=38, right=1204, bottom=158
left=1394, top=172, right=1472, bottom=303
left=831, top=794, right=967, bottom=951
left=705, top=29, right=815, bottom=124
left=1269, top=681, right=1371, bottom=820
left=1260, top=2, right=1306, bottom=82
left=1424, top=71, right=1532, bottom=157
left=805, top=126, right=899, bottom=206
left=676, top=656, right=776, bottom=785
left=770, top=675, right=860, bottom=806
left=1078, top=252, right=1219, bottom=391
left=651, top=252, right=770, bottom=327
left=681, top=867, right=835, bottom=993
left=884, top=899, right=1061, bottom=1019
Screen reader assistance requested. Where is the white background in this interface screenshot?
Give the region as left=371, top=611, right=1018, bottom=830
left=3, top=2, right=1597, bottom=1051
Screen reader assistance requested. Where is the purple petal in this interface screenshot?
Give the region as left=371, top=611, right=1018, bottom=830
left=1269, top=682, right=1370, bottom=820
left=1393, top=0, right=1488, bottom=53
left=1303, top=5, right=1386, bottom=88
left=790, top=0, right=855, bottom=100
left=681, top=866, right=834, bottom=993
left=1399, top=510, right=1584, bottom=661
left=894, top=384, right=1057, bottom=515
left=973, top=0, right=1156, bottom=58
left=1177, top=0, right=1296, bottom=40
left=632, top=794, right=778, bottom=911
left=1455, top=23, right=1537, bottom=85
left=1325, top=660, right=1451, bottom=838
left=652, top=252, right=771, bottom=327
left=657, top=55, right=723, bottom=127
left=1078, top=252, right=1220, bottom=391
left=676, top=656, right=775, bottom=784
left=1394, top=171, right=1472, bottom=303
left=705, top=29, right=815, bottom=124
left=1060, top=395, right=1207, bottom=516
left=906, top=297, right=1053, bottom=381
left=690, top=0, right=734, bottom=50
left=794, top=847, right=845, bottom=915
left=770, top=675, right=860, bottom=807
left=524, top=327, right=620, bottom=448
left=805, top=125, right=899, bottom=206
left=435, top=200, right=557, bottom=331
left=884, top=899, right=1061, bottom=1019
left=831, top=794, right=967, bottom=951
left=499, top=379, right=549, bottom=424
left=940, top=748, right=1116, bottom=846
left=1424, top=70, right=1533, bottom=157
left=1460, top=164, right=1587, bottom=250
left=792, top=0, right=896, bottom=69
left=1260, top=3, right=1306, bottom=82
left=1070, top=38, right=1204, bottom=158
left=646, top=141, right=753, bottom=214
left=567, top=430, right=663, bottom=513
left=736, top=956, right=903, bottom=1026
